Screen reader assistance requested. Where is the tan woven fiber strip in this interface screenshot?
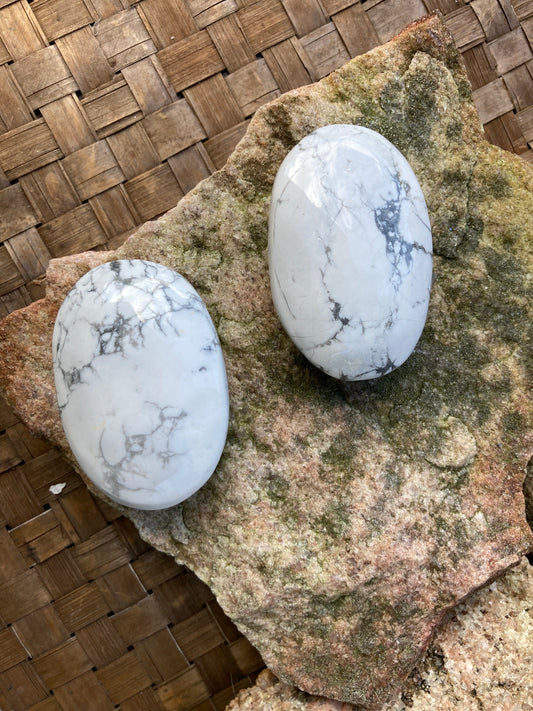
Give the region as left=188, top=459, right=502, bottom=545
left=0, top=1, right=532, bottom=710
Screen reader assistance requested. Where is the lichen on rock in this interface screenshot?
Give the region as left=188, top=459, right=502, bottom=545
left=0, top=14, right=532, bottom=710
left=226, top=558, right=533, bottom=711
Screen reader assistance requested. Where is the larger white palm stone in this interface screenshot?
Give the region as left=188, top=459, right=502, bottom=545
left=268, top=124, right=433, bottom=380
left=52, top=260, right=229, bottom=510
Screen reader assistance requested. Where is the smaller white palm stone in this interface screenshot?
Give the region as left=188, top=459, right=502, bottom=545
left=52, top=260, right=229, bottom=510
left=268, top=124, right=433, bottom=380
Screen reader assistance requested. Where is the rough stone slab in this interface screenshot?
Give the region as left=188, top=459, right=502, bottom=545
left=0, top=14, right=532, bottom=709
left=525, top=464, right=533, bottom=532
left=226, top=557, right=533, bottom=711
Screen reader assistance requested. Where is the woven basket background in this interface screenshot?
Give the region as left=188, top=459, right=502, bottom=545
left=0, top=1, right=531, bottom=709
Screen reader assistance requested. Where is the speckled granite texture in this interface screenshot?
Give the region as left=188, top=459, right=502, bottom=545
left=0, top=15, right=532, bottom=710
left=227, top=558, right=533, bottom=711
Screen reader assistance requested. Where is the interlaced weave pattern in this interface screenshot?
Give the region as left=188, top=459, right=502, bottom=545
left=0, top=1, right=531, bottom=709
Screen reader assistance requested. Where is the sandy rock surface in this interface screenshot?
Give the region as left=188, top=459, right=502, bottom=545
left=227, top=558, right=533, bottom=711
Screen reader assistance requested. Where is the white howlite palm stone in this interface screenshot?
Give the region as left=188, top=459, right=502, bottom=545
left=268, top=124, right=433, bottom=380
left=52, top=260, right=229, bottom=510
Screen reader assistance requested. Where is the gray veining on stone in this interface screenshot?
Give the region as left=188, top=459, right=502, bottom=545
left=53, top=259, right=229, bottom=510
left=268, top=125, right=432, bottom=380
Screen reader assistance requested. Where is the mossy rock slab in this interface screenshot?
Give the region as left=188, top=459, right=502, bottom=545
left=226, top=559, right=533, bottom=710
left=1, top=15, right=532, bottom=710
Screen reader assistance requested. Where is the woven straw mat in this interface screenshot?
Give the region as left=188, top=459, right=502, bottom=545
left=0, top=1, right=531, bottom=710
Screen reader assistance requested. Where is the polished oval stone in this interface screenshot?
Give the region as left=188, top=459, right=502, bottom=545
left=52, top=259, right=229, bottom=510
left=268, top=124, right=433, bottom=380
